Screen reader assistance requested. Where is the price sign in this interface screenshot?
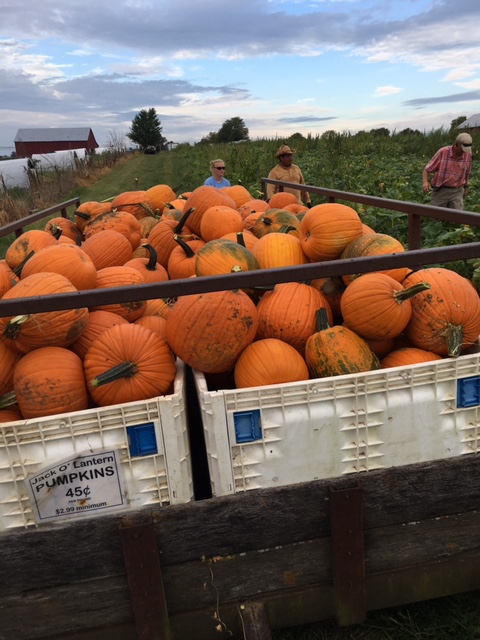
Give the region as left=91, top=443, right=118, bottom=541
left=25, top=449, right=127, bottom=524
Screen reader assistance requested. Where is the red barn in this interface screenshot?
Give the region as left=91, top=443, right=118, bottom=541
left=14, top=128, right=99, bottom=158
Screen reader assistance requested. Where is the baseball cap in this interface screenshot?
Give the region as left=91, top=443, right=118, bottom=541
left=456, top=132, right=473, bottom=153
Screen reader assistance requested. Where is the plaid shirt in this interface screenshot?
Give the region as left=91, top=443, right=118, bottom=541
left=425, top=145, right=471, bottom=188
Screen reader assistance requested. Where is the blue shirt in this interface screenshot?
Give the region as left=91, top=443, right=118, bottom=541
left=204, top=176, right=231, bottom=189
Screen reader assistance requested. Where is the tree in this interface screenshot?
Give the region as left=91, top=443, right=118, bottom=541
left=217, top=117, right=249, bottom=143
left=450, top=116, right=467, bottom=131
left=126, top=108, right=167, bottom=150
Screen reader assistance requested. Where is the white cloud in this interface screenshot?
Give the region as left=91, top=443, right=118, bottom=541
left=375, top=85, right=402, bottom=97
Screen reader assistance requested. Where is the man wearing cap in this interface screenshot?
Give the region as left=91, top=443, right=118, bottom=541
left=267, top=145, right=312, bottom=206
left=422, top=133, right=473, bottom=209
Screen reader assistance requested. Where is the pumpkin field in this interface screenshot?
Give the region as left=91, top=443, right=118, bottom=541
left=1, top=131, right=480, bottom=639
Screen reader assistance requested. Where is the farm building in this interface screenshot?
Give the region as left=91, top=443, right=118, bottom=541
left=458, top=114, right=480, bottom=133
left=14, top=127, right=99, bottom=158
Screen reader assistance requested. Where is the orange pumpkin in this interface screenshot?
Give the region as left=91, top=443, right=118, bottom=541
left=268, top=192, right=300, bottom=208
left=195, top=239, right=260, bottom=277
left=299, top=203, right=363, bottom=261
left=5, top=229, right=58, bottom=274
left=84, top=323, right=177, bottom=406
left=111, top=190, right=155, bottom=219
left=252, top=210, right=300, bottom=239
left=403, top=267, right=480, bottom=357
left=167, top=236, right=206, bottom=280
left=145, top=184, right=177, bottom=214
left=70, top=310, right=129, bottom=360
left=147, top=207, right=195, bottom=269
left=237, top=199, right=270, bottom=219
left=81, top=229, right=133, bottom=269
left=381, top=347, right=443, bottom=369
left=0, top=406, right=23, bottom=423
left=83, top=210, right=142, bottom=249
left=341, top=233, right=408, bottom=285
left=256, top=282, right=333, bottom=356
left=45, top=217, right=83, bottom=244
left=309, top=277, right=346, bottom=322
left=220, top=231, right=259, bottom=252
left=252, top=231, right=309, bottom=270
left=0, top=259, right=18, bottom=297
left=20, top=244, right=98, bottom=291
left=91, top=266, right=147, bottom=321
left=0, top=340, right=22, bottom=395
left=305, top=309, right=380, bottom=378
left=134, top=314, right=168, bottom=342
left=182, top=186, right=237, bottom=237
left=74, top=201, right=112, bottom=233
left=13, top=347, right=89, bottom=418
left=123, top=244, right=169, bottom=283
left=165, top=289, right=258, bottom=373
left=220, top=185, right=253, bottom=208
left=0, top=272, right=89, bottom=354
left=200, top=205, right=244, bottom=242
left=340, top=273, right=430, bottom=340
left=142, top=298, right=173, bottom=319
left=234, top=339, right=309, bottom=388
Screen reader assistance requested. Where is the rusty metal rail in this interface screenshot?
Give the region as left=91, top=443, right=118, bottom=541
left=0, top=197, right=80, bottom=240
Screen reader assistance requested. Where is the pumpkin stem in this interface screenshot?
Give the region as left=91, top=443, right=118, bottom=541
left=231, top=265, right=243, bottom=273
left=90, top=361, right=138, bottom=388
left=3, top=314, right=30, bottom=340
left=235, top=232, right=246, bottom=247
left=48, top=224, right=63, bottom=240
left=0, top=391, right=17, bottom=409
left=140, top=243, right=159, bottom=271
left=74, top=210, right=92, bottom=221
left=173, top=234, right=195, bottom=258
left=446, top=323, right=464, bottom=358
left=13, top=251, right=35, bottom=277
left=392, top=281, right=431, bottom=304
left=315, top=307, right=330, bottom=332
left=174, top=207, right=195, bottom=234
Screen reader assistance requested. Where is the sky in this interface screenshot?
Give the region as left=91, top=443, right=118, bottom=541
left=1, top=0, right=480, bottom=149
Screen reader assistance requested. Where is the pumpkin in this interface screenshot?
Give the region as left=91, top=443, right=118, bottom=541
left=111, top=190, right=155, bottom=219
left=0, top=272, right=89, bottom=354
left=165, top=289, right=258, bottom=373
left=305, top=309, right=380, bottom=378
left=256, top=282, right=333, bottom=356
left=237, top=199, right=270, bottom=219
left=142, top=298, right=174, bottom=319
left=340, top=233, right=408, bottom=285
left=0, top=259, right=18, bottom=297
left=134, top=314, right=168, bottom=342
left=220, top=231, right=259, bottom=252
left=310, top=277, right=346, bottom=322
left=83, top=324, right=176, bottom=406
left=145, top=184, right=177, bottom=214
left=234, top=338, right=309, bottom=388
left=340, top=273, right=431, bottom=340
left=123, top=244, right=169, bottom=283
left=74, top=201, right=112, bottom=233
left=5, top=229, right=58, bottom=274
left=268, top=192, right=300, bottom=208
left=84, top=323, right=177, bottom=406
left=80, top=229, right=133, bottom=269
left=20, top=243, right=98, bottom=291
left=70, top=310, right=129, bottom=360
left=243, top=211, right=265, bottom=231
left=403, top=267, right=480, bottom=357
left=381, top=347, right=443, bottom=369
left=252, top=210, right=300, bottom=239
left=200, top=205, right=244, bottom=242
left=299, top=203, right=363, bottom=261
left=164, top=198, right=187, bottom=212
left=13, top=347, right=89, bottom=419
left=83, top=210, right=142, bottom=249
left=45, top=217, right=83, bottom=244
left=167, top=236, right=206, bottom=280
left=365, top=336, right=397, bottom=359
left=0, top=405, right=23, bottom=423
left=251, top=231, right=309, bottom=270
left=0, top=340, right=22, bottom=395
left=182, top=186, right=237, bottom=237
left=195, top=239, right=260, bottom=277
left=147, top=207, right=195, bottom=269
left=91, top=266, right=147, bottom=321
left=138, top=215, right=160, bottom=238
left=220, top=185, right=253, bottom=208
left=283, top=203, right=309, bottom=215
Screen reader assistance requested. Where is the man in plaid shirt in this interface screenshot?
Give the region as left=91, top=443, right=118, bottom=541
left=422, top=132, right=472, bottom=209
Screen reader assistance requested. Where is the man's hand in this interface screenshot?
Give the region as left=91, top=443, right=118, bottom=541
left=422, top=182, right=431, bottom=194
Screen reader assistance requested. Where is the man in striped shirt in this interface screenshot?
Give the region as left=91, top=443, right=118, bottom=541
left=422, top=132, right=472, bottom=209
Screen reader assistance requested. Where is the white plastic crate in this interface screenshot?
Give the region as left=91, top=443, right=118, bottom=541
left=194, top=349, right=480, bottom=496
left=0, top=361, right=192, bottom=530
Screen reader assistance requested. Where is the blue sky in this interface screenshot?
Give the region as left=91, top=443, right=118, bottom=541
left=1, top=0, right=480, bottom=148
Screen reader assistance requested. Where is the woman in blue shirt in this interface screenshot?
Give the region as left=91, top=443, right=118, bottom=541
left=204, top=159, right=231, bottom=188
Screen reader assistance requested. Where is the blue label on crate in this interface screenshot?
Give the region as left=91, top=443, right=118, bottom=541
left=234, top=410, right=262, bottom=443
left=127, top=423, right=158, bottom=456
left=457, top=376, right=480, bottom=408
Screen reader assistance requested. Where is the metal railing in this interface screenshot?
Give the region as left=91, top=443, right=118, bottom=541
left=0, top=197, right=80, bottom=240
left=1, top=185, right=479, bottom=317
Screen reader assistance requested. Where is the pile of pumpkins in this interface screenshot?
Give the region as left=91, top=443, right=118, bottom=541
left=1, top=181, right=480, bottom=423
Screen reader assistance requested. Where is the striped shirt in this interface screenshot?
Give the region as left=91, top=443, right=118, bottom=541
left=425, top=145, right=471, bottom=188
